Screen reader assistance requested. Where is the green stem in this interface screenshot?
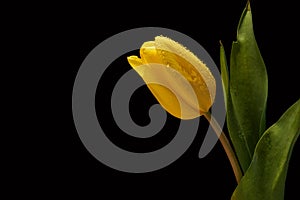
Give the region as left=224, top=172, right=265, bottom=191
left=203, top=112, right=242, bottom=183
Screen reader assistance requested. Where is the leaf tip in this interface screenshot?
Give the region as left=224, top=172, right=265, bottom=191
left=219, top=40, right=223, bottom=47
left=246, top=0, right=251, bottom=11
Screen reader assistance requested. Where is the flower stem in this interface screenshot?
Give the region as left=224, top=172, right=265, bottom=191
left=203, top=112, right=242, bottom=183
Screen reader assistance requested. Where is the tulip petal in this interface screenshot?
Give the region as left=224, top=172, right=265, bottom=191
left=147, top=83, right=182, bottom=118
left=154, top=36, right=216, bottom=104
left=153, top=36, right=216, bottom=113
left=127, top=36, right=216, bottom=119
left=132, top=64, right=201, bottom=119
left=127, top=56, right=143, bottom=68
left=140, top=41, right=162, bottom=64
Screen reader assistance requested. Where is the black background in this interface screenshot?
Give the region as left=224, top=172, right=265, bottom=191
left=22, top=0, right=299, bottom=199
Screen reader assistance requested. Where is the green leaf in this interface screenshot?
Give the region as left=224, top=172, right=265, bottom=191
left=220, top=41, right=248, bottom=174
left=227, top=89, right=250, bottom=175
left=231, top=99, right=300, bottom=200
left=220, top=41, right=229, bottom=109
left=228, top=1, right=268, bottom=172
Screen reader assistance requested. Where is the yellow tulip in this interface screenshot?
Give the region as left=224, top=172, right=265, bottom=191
left=127, top=36, right=216, bottom=119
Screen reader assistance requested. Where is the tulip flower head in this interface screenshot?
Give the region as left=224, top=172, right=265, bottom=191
left=127, top=36, right=216, bottom=119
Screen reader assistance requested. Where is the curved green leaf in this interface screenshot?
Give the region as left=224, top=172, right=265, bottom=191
left=220, top=41, right=229, bottom=109
left=221, top=41, right=251, bottom=175
left=228, top=1, right=268, bottom=172
left=231, top=99, right=300, bottom=200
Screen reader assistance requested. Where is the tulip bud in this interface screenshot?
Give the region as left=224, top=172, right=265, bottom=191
left=127, top=36, right=216, bottom=119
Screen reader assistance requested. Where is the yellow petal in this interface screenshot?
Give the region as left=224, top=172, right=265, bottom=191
left=127, top=56, right=143, bottom=68
left=132, top=64, right=200, bottom=119
left=140, top=41, right=162, bottom=64
left=154, top=36, right=216, bottom=113
left=147, top=83, right=182, bottom=118
left=127, top=56, right=146, bottom=77
left=126, top=36, right=216, bottom=119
